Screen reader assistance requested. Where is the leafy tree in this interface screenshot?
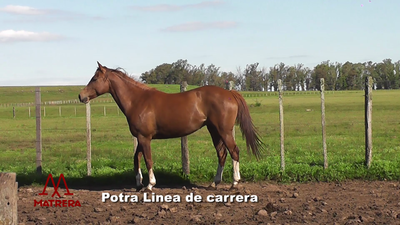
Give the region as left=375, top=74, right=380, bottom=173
left=234, top=66, right=246, bottom=91
left=381, top=59, right=397, bottom=89
left=190, top=64, right=206, bottom=86
left=304, top=67, right=312, bottom=91
left=294, top=63, right=306, bottom=91
left=139, top=58, right=400, bottom=91
left=204, top=64, right=221, bottom=86
left=140, top=63, right=172, bottom=84
left=285, top=66, right=296, bottom=91
left=165, top=59, right=191, bottom=84
left=394, top=60, right=400, bottom=89
left=268, top=63, right=288, bottom=91
left=243, top=63, right=264, bottom=91
left=312, top=61, right=330, bottom=90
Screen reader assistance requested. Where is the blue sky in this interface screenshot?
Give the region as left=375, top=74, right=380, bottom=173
left=1, top=0, right=399, bottom=86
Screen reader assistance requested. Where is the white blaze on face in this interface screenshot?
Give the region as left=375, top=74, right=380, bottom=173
left=233, top=160, right=240, bottom=185
left=136, top=168, right=143, bottom=186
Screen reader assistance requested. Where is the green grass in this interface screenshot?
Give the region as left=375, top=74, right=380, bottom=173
left=0, top=85, right=399, bottom=188
left=0, top=84, right=200, bottom=105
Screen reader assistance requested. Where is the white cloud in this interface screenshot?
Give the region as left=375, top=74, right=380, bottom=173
left=0, top=5, right=105, bottom=22
left=0, top=5, right=48, bottom=15
left=0, top=30, right=64, bottom=43
left=131, top=0, right=225, bottom=12
left=162, top=21, right=237, bottom=32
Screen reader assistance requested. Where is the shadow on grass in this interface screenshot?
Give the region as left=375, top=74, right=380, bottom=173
left=16, top=170, right=199, bottom=191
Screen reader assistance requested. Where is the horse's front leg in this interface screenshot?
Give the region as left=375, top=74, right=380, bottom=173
left=139, top=136, right=156, bottom=192
left=134, top=145, right=143, bottom=191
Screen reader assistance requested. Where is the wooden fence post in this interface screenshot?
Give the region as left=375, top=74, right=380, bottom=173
left=35, top=87, right=42, bottom=174
left=12, top=107, right=15, bottom=119
left=278, top=79, right=285, bottom=171
left=86, top=102, right=92, bottom=176
left=226, top=81, right=236, bottom=140
left=0, top=173, right=18, bottom=225
left=59, top=106, right=61, bottom=117
left=103, top=106, right=106, bottom=116
left=320, top=78, right=328, bottom=169
left=180, top=81, right=190, bottom=175
left=365, top=76, right=373, bottom=168
left=28, top=107, right=31, bottom=118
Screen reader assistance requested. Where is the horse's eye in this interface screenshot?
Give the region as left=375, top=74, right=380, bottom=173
left=91, top=77, right=97, bottom=82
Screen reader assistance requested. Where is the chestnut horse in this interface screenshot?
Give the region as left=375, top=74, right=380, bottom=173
left=79, top=62, right=264, bottom=191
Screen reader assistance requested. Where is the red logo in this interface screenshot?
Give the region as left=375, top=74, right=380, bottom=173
left=34, top=174, right=81, bottom=207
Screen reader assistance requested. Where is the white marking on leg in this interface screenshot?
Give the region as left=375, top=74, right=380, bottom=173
left=136, top=168, right=143, bottom=187
left=147, top=168, right=156, bottom=190
left=211, top=164, right=224, bottom=187
left=232, top=160, right=240, bottom=186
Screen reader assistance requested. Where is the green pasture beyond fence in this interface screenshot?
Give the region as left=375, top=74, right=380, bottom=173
left=0, top=80, right=400, bottom=186
left=1, top=90, right=350, bottom=108
left=2, top=91, right=346, bottom=119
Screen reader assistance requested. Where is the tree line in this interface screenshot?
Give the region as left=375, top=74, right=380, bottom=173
left=139, top=59, right=400, bottom=91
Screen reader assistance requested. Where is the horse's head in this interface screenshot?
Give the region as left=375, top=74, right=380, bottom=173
left=79, top=62, right=110, bottom=104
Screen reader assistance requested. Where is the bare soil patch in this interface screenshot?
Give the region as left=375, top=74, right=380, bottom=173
left=18, top=180, right=400, bottom=224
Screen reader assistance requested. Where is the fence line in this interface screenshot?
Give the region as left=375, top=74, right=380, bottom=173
left=320, top=78, right=328, bottom=169
left=35, top=87, right=42, bottom=175
left=275, top=77, right=374, bottom=171
left=86, top=102, right=92, bottom=176
left=7, top=77, right=376, bottom=181
left=1, top=117, right=394, bottom=132
left=278, top=79, right=285, bottom=171
left=0, top=90, right=352, bottom=108
left=5, top=105, right=124, bottom=118
left=0, top=98, right=116, bottom=108
left=365, top=76, right=373, bottom=168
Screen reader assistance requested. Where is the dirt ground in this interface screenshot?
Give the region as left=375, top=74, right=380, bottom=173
left=17, top=180, right=400, bottom=225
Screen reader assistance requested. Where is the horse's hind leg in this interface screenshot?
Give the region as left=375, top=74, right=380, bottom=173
left=219, top=131, right=241, bottom=190
left=134, top=146, right=143, bottom=191
left=138, top=136, right=156, bottom=192
left=207, top=125, right=228, bottom=189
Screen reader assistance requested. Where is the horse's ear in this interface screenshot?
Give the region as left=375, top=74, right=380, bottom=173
left=97, top=61, right=106, bottom=74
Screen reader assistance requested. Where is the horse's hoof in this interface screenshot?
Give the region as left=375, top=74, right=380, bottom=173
left=207, top=185, right=217, bottom=191
left=143, top=187, right=153, bottom=193
left=229, top=184, right=239, bottom=191
left=135, top=185, right=144, bottom=192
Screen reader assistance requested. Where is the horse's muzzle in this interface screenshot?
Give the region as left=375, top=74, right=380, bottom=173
left=78, top=94, right=89, bottom=104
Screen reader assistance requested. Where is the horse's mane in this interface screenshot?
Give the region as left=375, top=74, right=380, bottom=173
left=108, top=67, right=154, bottom=90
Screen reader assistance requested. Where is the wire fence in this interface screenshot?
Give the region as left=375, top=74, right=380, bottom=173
left=0, top=90, right=364, bottom=108
left=1, top=78, right=399, bottom=175
left=2, top=105, right=123, bottom=119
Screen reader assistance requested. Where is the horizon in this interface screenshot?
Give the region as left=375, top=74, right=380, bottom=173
left=1, top=0, right=399, bottom=86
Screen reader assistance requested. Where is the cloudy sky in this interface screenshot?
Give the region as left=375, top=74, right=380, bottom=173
left=1, top=0, right=399, bottom=86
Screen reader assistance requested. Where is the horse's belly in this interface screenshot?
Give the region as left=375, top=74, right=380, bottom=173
left=154, top=117, right=205, bottom=139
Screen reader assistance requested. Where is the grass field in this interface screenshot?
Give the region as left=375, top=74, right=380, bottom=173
left=0, top=85, right=399, bottom=187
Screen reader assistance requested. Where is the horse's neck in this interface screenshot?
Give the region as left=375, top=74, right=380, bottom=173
left=108, top=73, right=144, bottom=115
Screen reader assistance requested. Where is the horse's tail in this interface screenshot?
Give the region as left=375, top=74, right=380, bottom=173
left=231, top=90, right=264, bottom=160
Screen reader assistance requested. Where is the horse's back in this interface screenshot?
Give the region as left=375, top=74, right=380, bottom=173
left=147, top=85, right=238, bottom=138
